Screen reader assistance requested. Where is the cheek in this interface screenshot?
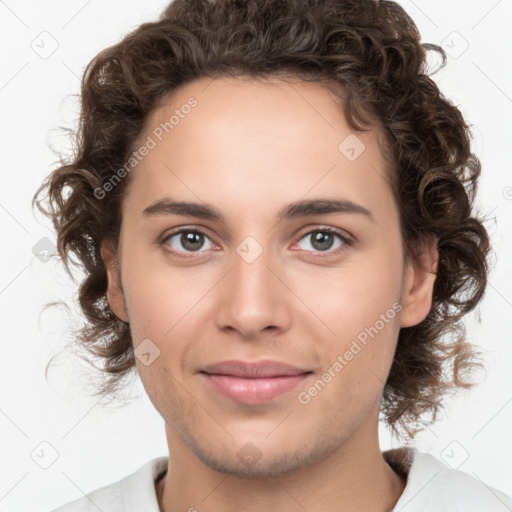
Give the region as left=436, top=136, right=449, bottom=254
left=286, top=243, right=404, bottom=394
left=121, top=252, right=218, bottom=373
left=290, top=253, right=403, bottom=340
left=122, top=245, right=196, bottom=328
left=295, top=287, right=401, bottom=431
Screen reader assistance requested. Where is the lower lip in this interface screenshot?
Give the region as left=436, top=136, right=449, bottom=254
left=200, top=372, right=310, bottom=404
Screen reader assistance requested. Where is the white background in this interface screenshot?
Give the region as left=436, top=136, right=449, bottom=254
left=1, top=1, right=511, bottom=510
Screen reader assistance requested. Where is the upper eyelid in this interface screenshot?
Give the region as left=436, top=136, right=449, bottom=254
left=162, top=225, right=351, bottom=252
left=161, top=225, right=218, bottom=244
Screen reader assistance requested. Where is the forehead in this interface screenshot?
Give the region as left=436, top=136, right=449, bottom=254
left=144, top=75, right=382, bottom=153
left=124, top=76, right=394, bottom=222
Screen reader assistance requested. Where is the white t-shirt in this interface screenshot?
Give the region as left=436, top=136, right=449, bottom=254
left=49, top=446, right=512, bottom=511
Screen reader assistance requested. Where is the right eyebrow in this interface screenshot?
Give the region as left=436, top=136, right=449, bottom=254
left=142, top=198, right=223, bottom=221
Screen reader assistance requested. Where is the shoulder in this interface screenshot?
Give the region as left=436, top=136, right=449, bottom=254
left=48, top=456, right=169, bottom=512
left=388, top=447, right=512, bottom=511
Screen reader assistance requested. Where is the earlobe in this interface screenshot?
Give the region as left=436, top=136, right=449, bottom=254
left=100, top=239, right=129, bottom=323
left=399, top=237, right=439, bottom=328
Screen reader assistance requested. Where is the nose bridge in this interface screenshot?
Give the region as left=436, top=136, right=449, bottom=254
left=216, top=235, right=289, bottom=335
left=232, top=243, right=274, bottom=299
left=231, top=237, right=279, bottom=307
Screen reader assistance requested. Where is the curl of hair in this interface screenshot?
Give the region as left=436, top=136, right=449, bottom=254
left=33, top=0, right=490, bottom=439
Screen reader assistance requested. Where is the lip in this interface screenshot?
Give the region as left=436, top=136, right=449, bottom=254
left=199, top=360, right=313, bottom=404
left=201, top=360, right=310, bottom=378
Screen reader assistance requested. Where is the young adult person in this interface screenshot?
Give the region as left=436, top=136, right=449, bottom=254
left=34, top=0, right=511, bottom=510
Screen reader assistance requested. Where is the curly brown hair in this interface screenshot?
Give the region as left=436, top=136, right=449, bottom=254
left=33, top=0, right=490, bottom=440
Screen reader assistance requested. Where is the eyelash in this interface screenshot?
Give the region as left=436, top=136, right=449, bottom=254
left=160, top=225, right=352, bottom=259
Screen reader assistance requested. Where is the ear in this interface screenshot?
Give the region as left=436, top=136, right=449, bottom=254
left=100, top=239, right=129, bottom=323
left=399, top=236, right=439, bottom=328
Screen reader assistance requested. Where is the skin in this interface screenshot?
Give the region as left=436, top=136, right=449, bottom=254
left=101, top=75, right=438, bottom=512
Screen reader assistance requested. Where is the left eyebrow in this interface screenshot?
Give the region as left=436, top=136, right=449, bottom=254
left=278, top=198, right=375, bottom=223
left=141, top=197, right=374, bottom=223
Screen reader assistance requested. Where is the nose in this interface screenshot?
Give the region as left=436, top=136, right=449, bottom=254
left=214, top=242, right=291, bottom=340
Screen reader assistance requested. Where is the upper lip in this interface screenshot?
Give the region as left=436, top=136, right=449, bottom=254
left=200, top=360, right=312, bottom=378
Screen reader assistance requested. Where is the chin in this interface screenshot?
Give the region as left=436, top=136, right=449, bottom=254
left=193, top=447, right=315, bottom=479
left=183, top=428, right=340, bottom=479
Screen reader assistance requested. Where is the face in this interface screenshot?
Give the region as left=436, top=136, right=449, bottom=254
left=102, top=76, right=436, bottom=478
